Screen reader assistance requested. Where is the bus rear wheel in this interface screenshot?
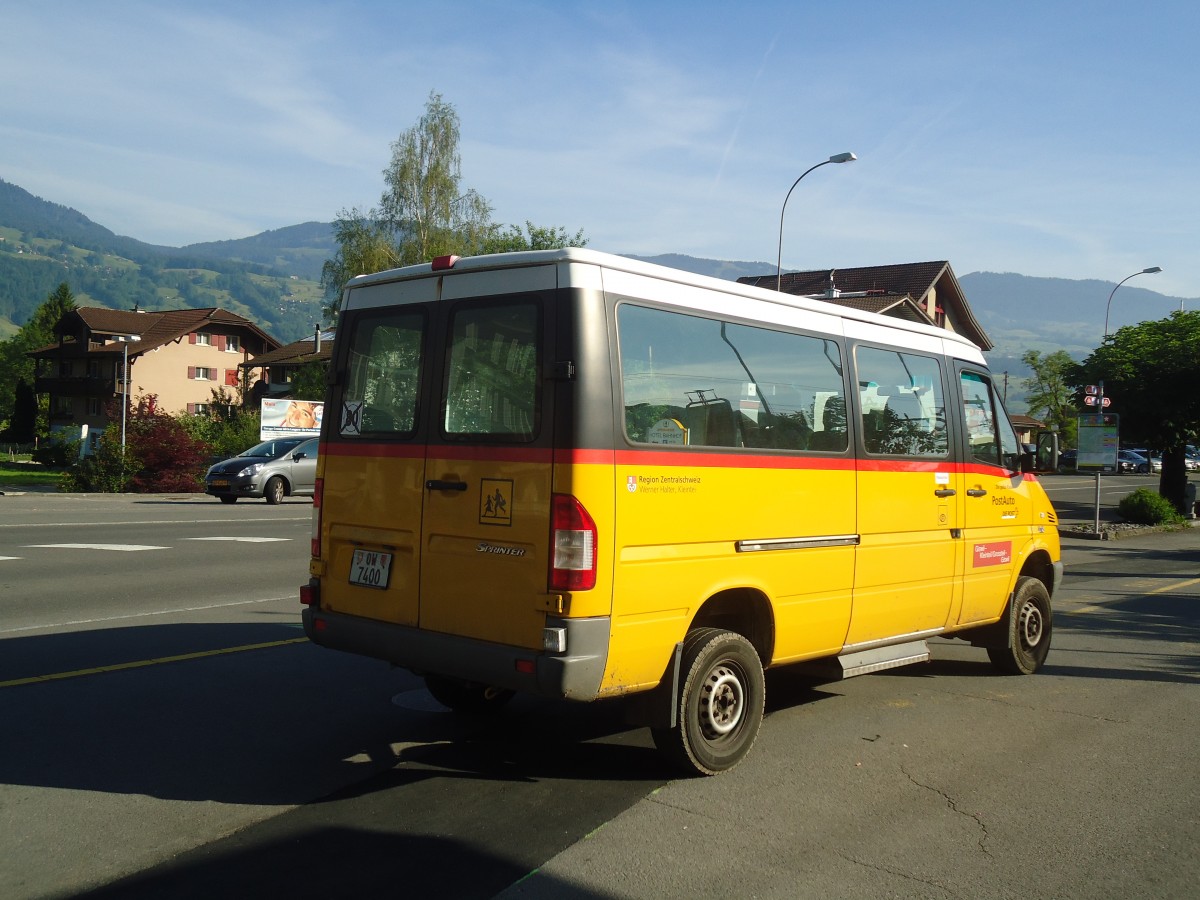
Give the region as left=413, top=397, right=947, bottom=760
left=987, top=576, right=1053, bottom=675
left=652, top=627, right=765, bottom=776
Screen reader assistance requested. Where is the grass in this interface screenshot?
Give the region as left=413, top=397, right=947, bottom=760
left=0, top=459, right=63, bottom=487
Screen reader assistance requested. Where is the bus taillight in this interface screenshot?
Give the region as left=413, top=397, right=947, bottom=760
left=549, top=493, right=597, bottom=591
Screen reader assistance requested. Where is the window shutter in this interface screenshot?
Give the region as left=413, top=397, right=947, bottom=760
left=187, top=403, right=196, bottom=414
left=217, top=335, right=227, bottom=351
left=225, top=368, right=238, bottom=387
left=189, top=333, right=197, bottom=344
left=188, top=365, right=196, bottom=380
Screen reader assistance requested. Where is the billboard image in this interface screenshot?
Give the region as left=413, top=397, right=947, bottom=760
left=261, top=399, right=323, bottom=439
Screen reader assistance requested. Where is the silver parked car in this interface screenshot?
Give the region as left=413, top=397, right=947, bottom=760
left=204, top=437, right=318, bottom=504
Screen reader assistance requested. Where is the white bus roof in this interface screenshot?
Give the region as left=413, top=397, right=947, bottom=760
left=343, top=247, right=985, bottom=359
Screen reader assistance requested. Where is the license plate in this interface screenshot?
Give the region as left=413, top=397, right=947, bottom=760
left=210, top=479, right=229, bottom=487
left=350, top=548, right=392, bottom=589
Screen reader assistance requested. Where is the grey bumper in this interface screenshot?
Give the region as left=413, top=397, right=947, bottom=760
left=303, top=607, right=610, bottom=701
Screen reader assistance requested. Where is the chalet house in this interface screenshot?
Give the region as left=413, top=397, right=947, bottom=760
left=239, top=327, right=334, bottom=402
left=31, top=306, right=280, bottom=452
left=738, top=261, right=992, bottom=351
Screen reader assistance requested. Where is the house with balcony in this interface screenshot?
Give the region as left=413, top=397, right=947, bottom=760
left=31, top=306, right=281, bottom=453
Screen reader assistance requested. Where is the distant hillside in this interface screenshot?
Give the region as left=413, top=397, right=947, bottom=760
left=0, top=179, right=323, bottom=342
left=3, top=177, right=1196, bottom=380
left=183, top=222, right=336, bottom=282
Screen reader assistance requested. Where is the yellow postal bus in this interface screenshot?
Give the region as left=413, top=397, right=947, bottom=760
left=301, top=248, right=1062, bottom=775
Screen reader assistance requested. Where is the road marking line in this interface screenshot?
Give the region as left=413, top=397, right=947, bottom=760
left=183, top=537, right=291, bottom=543
left=1147, top=576, right=1200, bottom=595
left=0, top=596, right=299, bottom=634
left=23, top=543, right=169, bottom=551
left=0, top=516, right=309, bottom=529
left=0, top=556, right=20, bottom=561
left=1064, top=576, right=1200, bottom=615
left=0, top=637, right=309, bottom=688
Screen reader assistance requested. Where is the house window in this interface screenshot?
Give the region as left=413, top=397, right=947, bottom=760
left=59, top=360, right=72, bottom=377
left=226, top=335, right=240, bottom=352
left=87, top=359, right=101, bottom=378
left=195, top=333, right=212, bottom=346
left=54, top=396, right=73, bottom=414
left=191, top=403, right=211, bottom=416
left=87, top=397, right=102, bottom=416
left=192, top=366, right=214, bottom=380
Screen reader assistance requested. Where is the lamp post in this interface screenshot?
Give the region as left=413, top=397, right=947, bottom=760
left=1103, top=266, right=1161, bottom=338
left=776, top=151, right=857, bottom=292
left=115, top=334, right=141, bottom=452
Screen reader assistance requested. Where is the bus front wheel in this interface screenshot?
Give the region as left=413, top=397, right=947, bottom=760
left=652, top=627, right=765, bottom=776
left=987, top=576, right=1053, bottom=675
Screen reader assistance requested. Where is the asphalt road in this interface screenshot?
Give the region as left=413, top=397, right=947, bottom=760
left=1, top=481, right=1196, bottom=899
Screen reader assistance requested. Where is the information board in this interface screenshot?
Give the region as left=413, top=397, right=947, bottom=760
left=1077, top=413, right=1119, bottom=470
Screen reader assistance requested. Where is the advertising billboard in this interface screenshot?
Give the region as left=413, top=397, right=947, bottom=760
left=260, top=398, right=323, bottom=439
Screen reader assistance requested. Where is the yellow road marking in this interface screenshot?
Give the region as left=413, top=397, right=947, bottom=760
left=1064, top=576, right=1200, bottom=615
left=0, top=637, right=308, bottom=688
left=1147, top=576, right=1200, bottom=595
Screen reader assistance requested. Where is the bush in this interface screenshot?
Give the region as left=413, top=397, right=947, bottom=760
left=1117, top=488, right=1185, bottom=526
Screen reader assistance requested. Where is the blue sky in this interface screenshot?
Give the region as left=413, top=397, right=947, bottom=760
left=2, top=1, right=1196, bottom=299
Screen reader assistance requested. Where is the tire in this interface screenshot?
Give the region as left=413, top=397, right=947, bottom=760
left=264, top=476, right=286, bottom=505
left=219, top=496, right=237, bottom=504
left=651, top=628, right=765, bottom=776
left=424, top=675, right=514, bottom=714
left=987, top=576, right=1053, bottom=675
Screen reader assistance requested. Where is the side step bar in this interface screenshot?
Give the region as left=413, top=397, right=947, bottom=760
left=798, top=639, right=930, bottom=680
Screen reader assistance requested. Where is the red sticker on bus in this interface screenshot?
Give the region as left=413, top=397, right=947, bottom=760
left=973, top=542, right=1012, bottom=567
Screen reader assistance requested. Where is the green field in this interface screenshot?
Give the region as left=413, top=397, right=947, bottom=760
left=0, top=459, right=61, bottom=487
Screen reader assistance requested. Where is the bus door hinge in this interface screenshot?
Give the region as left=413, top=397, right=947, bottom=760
left=550, top=360, right=576, bottom=381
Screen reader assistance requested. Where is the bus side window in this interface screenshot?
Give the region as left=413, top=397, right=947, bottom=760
left=855, top=347, right=947, bottom=457
left=959, top=370, right=1020, bottom=468
left=616, top=303, right=845, bottom=453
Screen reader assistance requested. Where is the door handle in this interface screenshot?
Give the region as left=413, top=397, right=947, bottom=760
left=934, top=488, right=956, bottom=497
left=426, top=479, right=468, bottom=492
left=966, top=488, right=988, bottom=497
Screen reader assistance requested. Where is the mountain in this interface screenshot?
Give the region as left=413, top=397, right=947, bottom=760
left=3, top=178, right=1196, bottom=387
left=182, top=222, right=336, bottom=282
left=0, top=179, right=326, bottom=342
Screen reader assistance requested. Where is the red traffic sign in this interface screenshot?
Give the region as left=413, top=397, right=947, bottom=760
left=1084, top=395, right=1111, bottom=407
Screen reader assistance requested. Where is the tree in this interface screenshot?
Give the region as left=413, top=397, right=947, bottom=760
left=321, top=93, right=586, bottom=319
left=319, top=209, right=399, bottom=321
left=1068, top=311, right=1200, bottom=513
left=380, top=91, right=493, bottom=265
left=288, top=361, right=329, bottom=403
left=0, top=282, right=77, bottom=434
left=178, top=387, right=261, bottom=463
left=482, top=221, right=588, bottom=254
left=1020, top=349, right=1077, bottom=447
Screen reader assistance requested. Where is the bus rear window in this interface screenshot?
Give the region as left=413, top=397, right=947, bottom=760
left=443, top=300, right=540, bottom=440
left=340, top=310, right=425, bottom=436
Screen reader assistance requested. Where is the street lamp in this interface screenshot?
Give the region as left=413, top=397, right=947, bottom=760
left=114, top=334, right=141, bottom=452
left=1103, top=266, right=1162, bottom=338
left=776, top=151, right=857, bottom=292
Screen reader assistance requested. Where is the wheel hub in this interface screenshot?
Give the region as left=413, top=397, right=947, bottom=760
left=699, top=665, right=744, bottom=738
left=1019, top=601, right=1043, bottom=648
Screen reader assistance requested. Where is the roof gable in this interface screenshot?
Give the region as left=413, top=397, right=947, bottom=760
left=738, top=261, right=992, bottom=351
